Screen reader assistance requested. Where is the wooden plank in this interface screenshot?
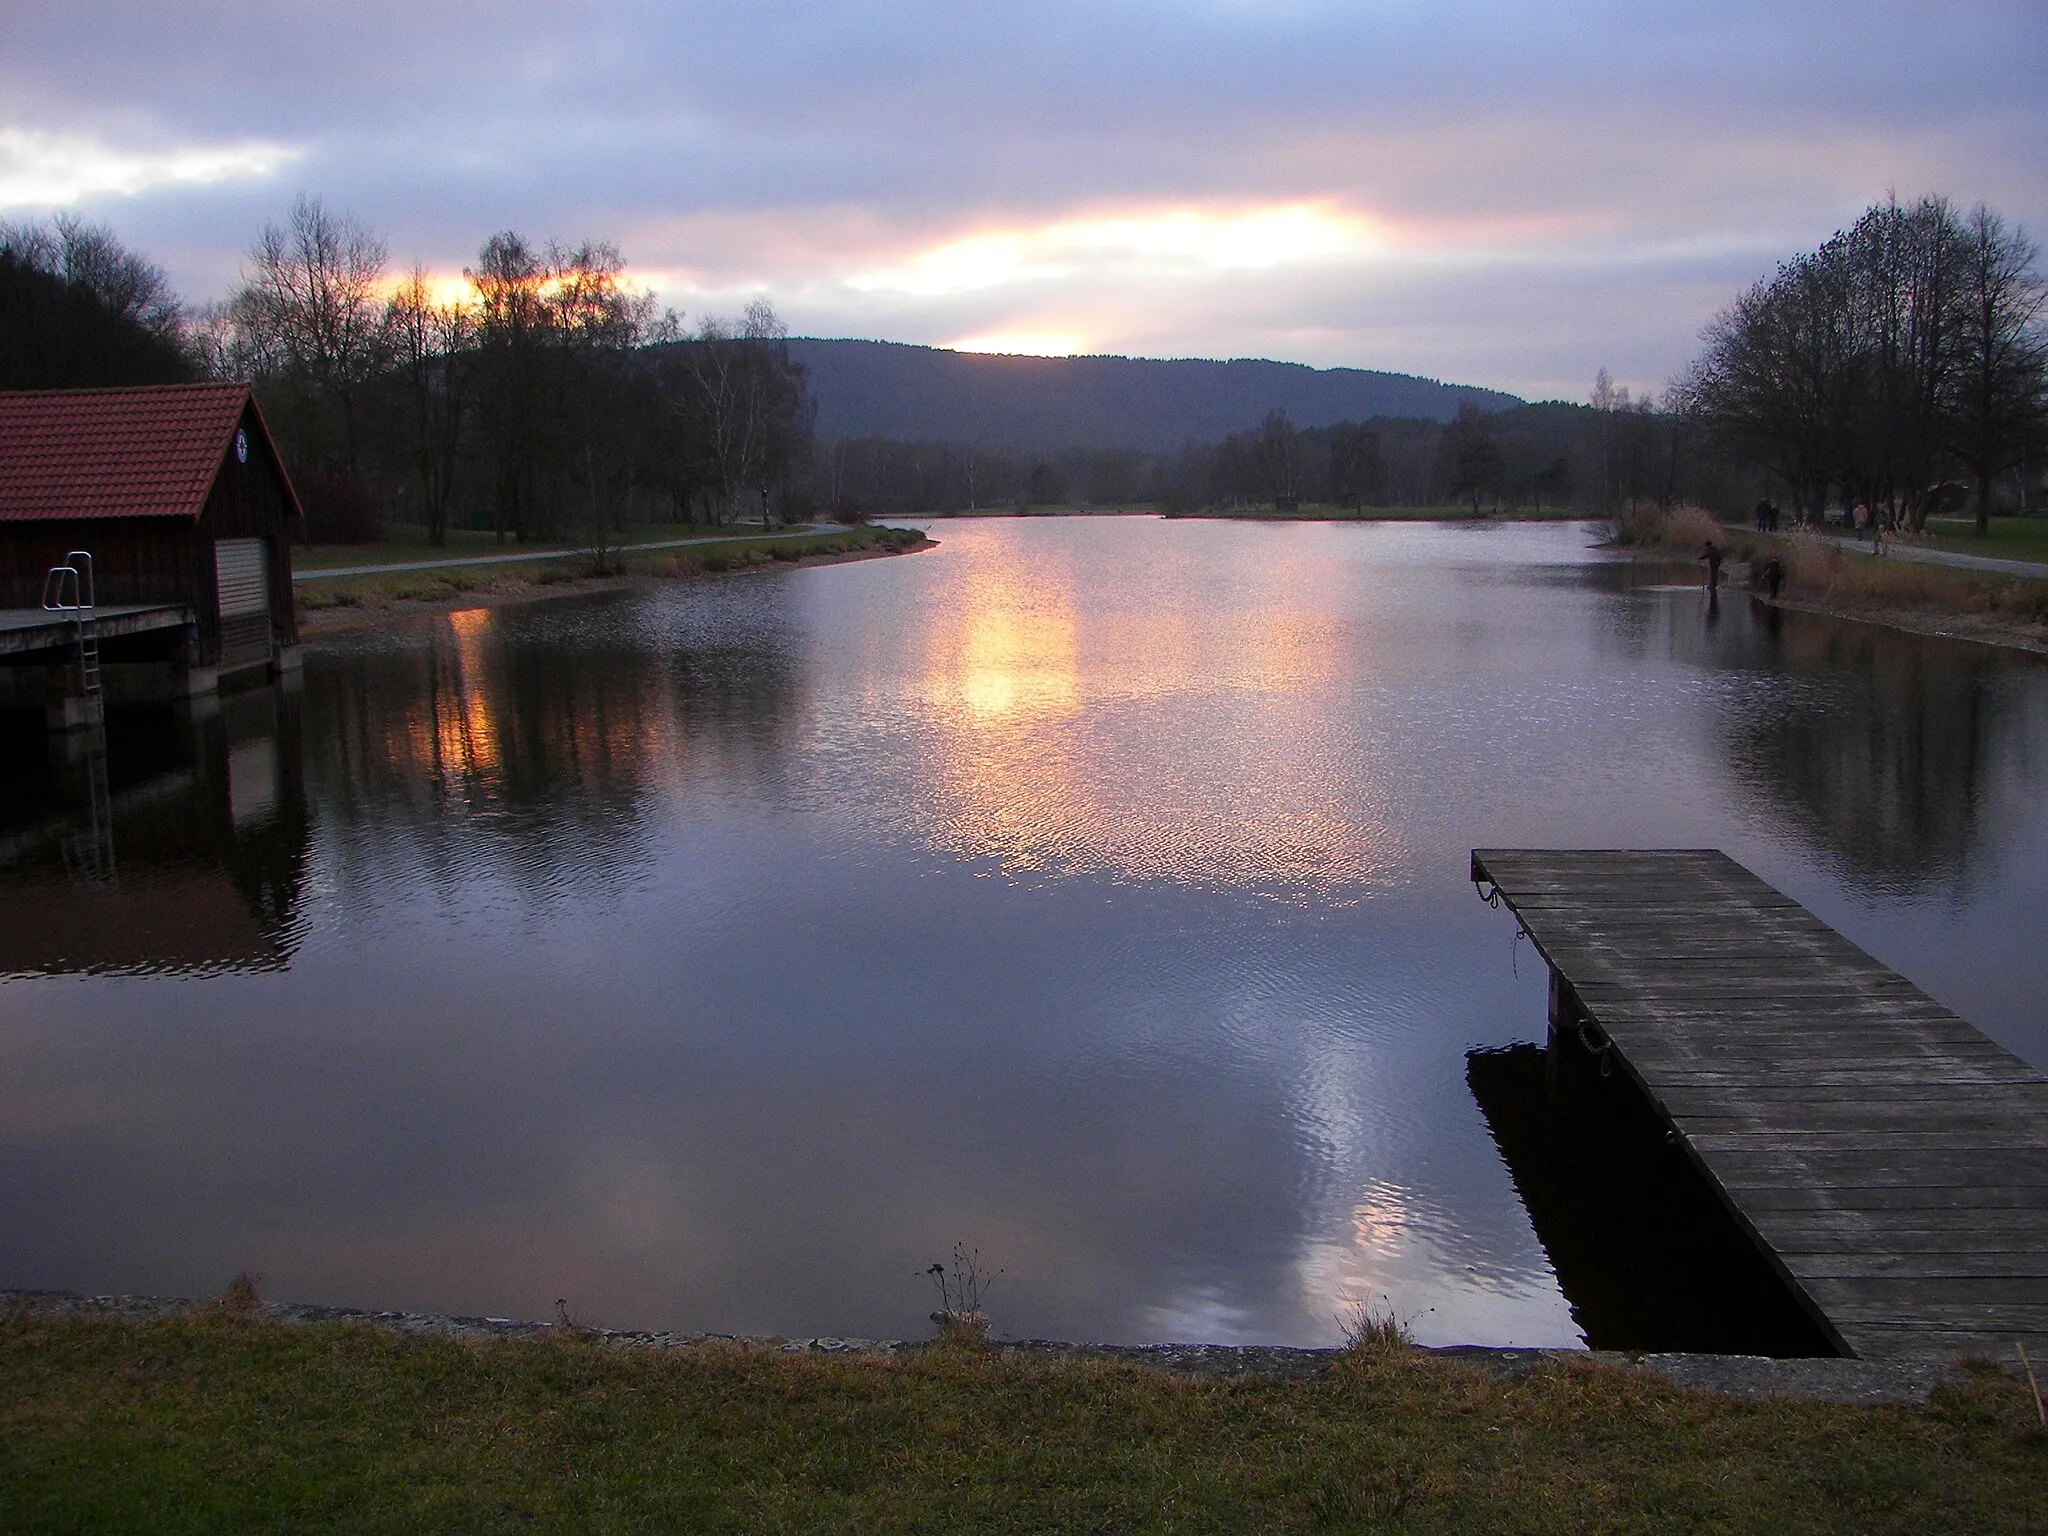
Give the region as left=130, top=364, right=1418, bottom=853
left=1776, top=1252, right=2048, bottom=1279
left=1801, top=1276, right=2048, bottom=1307
left=1765, top=1231, right=2048, bottom=1258
left=1756, top=1216, right=2048, bottom=1243
left=1655, top=1083, right=2048, bottom=1110
left=1731, top=1185, right=2047, bottom=1213
left=1685, top=1128, right=2048, bottom=1152
left=1847, top=1329, right=2048, bottom=1360
left=1475, top=847, right=2048, bottom=1362
left=1673, top=1111, right=2048, bottom=1139
left=1703, top=1148, right=2048, bottom=1179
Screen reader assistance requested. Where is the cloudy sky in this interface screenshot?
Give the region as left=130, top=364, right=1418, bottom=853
left=4, top=1, right=2043, bottom=399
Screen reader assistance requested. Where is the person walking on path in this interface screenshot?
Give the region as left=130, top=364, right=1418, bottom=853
left=1701, top=538, right=1724, bottom=591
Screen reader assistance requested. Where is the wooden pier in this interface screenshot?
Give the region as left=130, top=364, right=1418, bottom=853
left=1472, top=848, right=2048, bottom=1363
left=0, top=603, right=190, bottom=658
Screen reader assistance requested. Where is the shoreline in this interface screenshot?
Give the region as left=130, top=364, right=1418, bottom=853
left=0, top=1288, right=1969, bottom=1404
left=1754, top=588, right=2048, bottom=659
left=1609, top=544, right=2048, bottom=660
left=295, top=534, right=935, bottom=637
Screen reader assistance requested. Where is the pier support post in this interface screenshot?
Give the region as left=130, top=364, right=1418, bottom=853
left=44, top=689, right=103, bottom=732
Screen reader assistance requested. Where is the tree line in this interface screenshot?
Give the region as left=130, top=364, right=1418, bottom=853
left=817, top=395, right=1727, bottom=518
left=4, top=199, right=816, bottom=545
left=1685, top=195, right=2047, bottom=533
left=5, top=190, right=2041, bottom=535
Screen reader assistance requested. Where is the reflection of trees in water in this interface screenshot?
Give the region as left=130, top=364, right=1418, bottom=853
left=300, top=600, right=805, bottom=900
left=1593, top=574, right=2045, bottom=893
left=1723, top=611, right=2044, bottom=893
left=0, top=689, right=310, bottom=975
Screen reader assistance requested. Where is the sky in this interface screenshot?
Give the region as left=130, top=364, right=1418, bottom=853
left=2, top=1, right=2044, bottom=401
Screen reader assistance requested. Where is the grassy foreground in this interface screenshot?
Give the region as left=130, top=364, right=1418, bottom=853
left=3, top=1312, right=2043, bottom=1533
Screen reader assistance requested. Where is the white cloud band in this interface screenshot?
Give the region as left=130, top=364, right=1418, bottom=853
left=0, top=127, right=296, bottom=210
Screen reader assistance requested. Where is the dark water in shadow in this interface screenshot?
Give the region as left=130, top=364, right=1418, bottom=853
left=2, top=519, right=2043, bottom=1349
left=1466, top=1044, right=1839, bottom=1357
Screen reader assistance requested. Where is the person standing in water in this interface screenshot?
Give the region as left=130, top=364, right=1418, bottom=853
left=1701, top=538, right=1724, bottom=591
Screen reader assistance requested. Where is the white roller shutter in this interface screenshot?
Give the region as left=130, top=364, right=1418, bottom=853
left=214, top=539, right=270, bottom=618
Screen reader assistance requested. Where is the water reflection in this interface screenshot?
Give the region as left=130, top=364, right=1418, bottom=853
left=303, top=595, right=805, bottom=904
left=2, top=519, right=2045, bottom=1348
left=0, top=691, right=307, bottom=975
left=891, top=520, right=1403, bottom=899
left=1721, top=610, right=2038, bottom=895
left=1596, top=575, right=2048, bottom=896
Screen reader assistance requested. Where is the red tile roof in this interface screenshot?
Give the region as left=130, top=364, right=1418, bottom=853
left=0, top=383, right=293, bottom=523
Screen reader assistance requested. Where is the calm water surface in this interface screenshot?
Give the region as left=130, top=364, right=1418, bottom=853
left=3, top=517, right=2044, bottom=1348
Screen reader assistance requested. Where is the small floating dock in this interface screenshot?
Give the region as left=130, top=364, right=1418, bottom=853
left=1472, top=848, right=2048, bottom=1363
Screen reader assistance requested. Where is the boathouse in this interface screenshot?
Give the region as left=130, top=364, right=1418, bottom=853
left=0, top=383, right=303, bottom=683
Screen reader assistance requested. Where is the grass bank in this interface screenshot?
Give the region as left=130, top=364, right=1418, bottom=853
left=3, top=1309, right=2042, bottom=1533
left=295, top=525, right=927, bottom=621
left=291, top=521, right=758, bottom=571
left=1613, top=504, right=2048, bottom=655
left=1920, top=515, right=2048, bottom=563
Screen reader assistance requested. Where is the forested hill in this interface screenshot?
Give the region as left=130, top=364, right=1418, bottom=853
left=786, top=339, right=1521, bottom=451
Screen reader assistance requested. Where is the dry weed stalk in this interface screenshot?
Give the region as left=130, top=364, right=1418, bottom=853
left=1613, top=501, right=1724, bottom=552
left=552, top=1297, right=600, bottom=1343
left=217, top=1271, right=264, bottom=1318
left=927, top=1243, right=1000, bottom=1345
left=2018, top=1343, right=2046, bottom=1430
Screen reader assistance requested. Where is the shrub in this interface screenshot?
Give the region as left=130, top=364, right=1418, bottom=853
left=1610, top=501, right=1724, bottom=550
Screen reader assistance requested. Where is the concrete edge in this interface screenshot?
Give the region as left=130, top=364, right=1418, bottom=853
left=0, top=1289, right=1985, bottom=1404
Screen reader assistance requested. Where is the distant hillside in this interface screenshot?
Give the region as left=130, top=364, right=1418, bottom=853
left=787, top=339, right=1521, bottom=453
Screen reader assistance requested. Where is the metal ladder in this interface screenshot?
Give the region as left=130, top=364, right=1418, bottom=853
left=60, top=734, right=117, bottom=886
left=40, top=551, right=115, bottom=881
left=40, top=550, right=100, bottom=698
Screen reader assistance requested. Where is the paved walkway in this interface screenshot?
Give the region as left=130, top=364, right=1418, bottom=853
left=296, top=526, right=840, bottom=582
left=1823, top=534, right=2048, bottom=582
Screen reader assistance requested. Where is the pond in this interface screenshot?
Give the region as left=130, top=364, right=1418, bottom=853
left=2, top=516, right=2044, bottom=1350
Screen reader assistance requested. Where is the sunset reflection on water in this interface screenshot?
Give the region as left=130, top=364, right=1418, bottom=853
left=900, top=521, right=1403, bottom=899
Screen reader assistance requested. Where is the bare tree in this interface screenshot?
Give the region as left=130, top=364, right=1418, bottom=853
left=468, top=232, right=657, bottom=544
left=0, top=213, right=185, bottom=341
left=1691, top=195, right=2047, bottom=531
left=468, top=231, right=549, bottom=541
left=236, top=196, right=392, bottom=479
left=1948, top=205, right=2048, bottom=535
left=387, top=268, right=474, bottom=547
left=680, top=299, right=813, bottom=528
left=1694, top=256, right=1850, bottom=521
left=0, top=215, right=192, bottom=386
